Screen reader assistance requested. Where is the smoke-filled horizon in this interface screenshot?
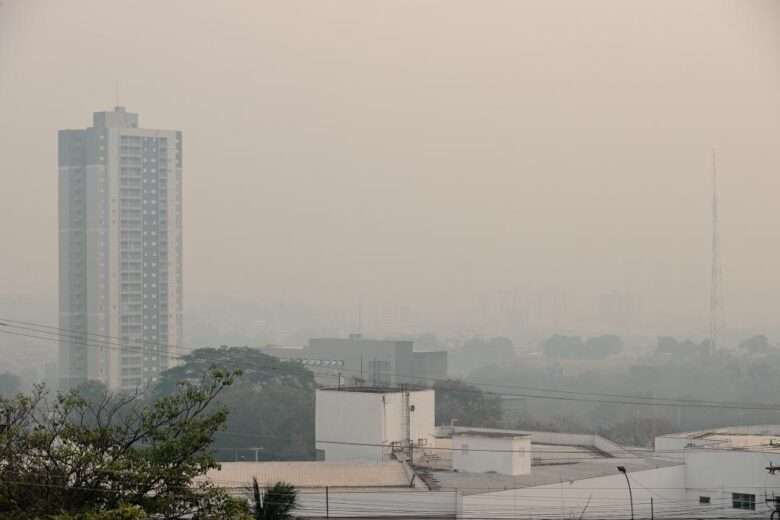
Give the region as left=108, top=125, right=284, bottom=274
left=1, top=0, right=779, bottom=342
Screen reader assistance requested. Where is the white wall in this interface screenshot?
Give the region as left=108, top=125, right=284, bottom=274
left=683, top=450, right=780, bottom=516
left=452, top=435, right=530, bottom=476
left=316, top=390, right=385, bottom=462
left=462, top=465, right=685, bottom=520
left=316, top=389, right=435, bottom=463
left=410, top=390, right=435, bottom=450
left=654, top=435, right=690, bottom=461
left=291, top=490, right=459, bottom=518
left=512, top=437, right=531, bottom=475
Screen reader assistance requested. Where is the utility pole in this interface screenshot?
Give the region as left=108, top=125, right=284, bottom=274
left=709, top=150, right=725, bottom=356
left=764, top=464, right=780, bottom=519
left=401, top=385, right=413, bottom=463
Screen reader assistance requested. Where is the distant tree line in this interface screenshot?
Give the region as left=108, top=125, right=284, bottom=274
left=469, top=333, right=780, bottom=447
left=541, top=334, right=623, bottom=360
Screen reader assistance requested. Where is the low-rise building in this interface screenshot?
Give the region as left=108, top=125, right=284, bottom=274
left=316, top=386, right=435, bottom=463
left=654, top=425, right=780, bottom=514
left=208, top=387, right=780, bottom=519
left=260, top=335, right=447, bottom=387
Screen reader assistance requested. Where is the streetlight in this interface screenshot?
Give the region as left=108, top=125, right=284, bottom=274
left=249, top=447, right=264, bottom=462
left=617, top=466, right=634, bottom=520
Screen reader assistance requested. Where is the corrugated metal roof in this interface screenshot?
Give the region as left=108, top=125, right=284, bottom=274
left=203, top=461, right=412, bottom=489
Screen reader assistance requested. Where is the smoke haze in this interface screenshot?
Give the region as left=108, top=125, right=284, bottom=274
left=1, top=0, right=779, bottom=342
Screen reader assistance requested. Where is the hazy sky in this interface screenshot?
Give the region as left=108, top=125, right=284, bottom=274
left=1, top=0, right=779, bottom=340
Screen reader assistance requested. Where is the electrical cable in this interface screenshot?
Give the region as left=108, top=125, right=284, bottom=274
left=3, top=318, right=780, bottom=412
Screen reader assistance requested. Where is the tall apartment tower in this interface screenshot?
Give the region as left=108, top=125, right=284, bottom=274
left=58, top=107, right=182, bottom=391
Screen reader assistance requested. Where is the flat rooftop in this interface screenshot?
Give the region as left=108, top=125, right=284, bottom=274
left=421, top=458, right=680, bottom=496
left=453, top=430, right=530, bottom=439
left=660, top=425, right=780, bottom=453
left=319, top=385, right=429, bottom=394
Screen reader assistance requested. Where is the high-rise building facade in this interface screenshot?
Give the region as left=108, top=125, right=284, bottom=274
left=58, top=107, right=182, bottom=391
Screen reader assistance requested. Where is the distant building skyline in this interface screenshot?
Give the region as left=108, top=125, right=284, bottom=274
left=58, top=107, right=182, bottom=390
left=260, top=335, right=447, bottom=387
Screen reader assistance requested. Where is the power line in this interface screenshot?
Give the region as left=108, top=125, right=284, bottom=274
left=0, top=318, right=749, bottom=406
left=0, top=317, right=753, bottom=406
left=3, top=318, right=780, bottom=411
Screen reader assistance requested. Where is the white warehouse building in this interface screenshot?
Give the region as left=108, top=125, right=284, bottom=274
left=304, top=388, right=780, bottom=518
left=316, top=386, right=435, bottom=463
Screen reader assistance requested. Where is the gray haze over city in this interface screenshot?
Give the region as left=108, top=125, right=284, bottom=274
left=1, top=0, right=780, bottom=373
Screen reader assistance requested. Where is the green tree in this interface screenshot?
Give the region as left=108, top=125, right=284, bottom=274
left=541, top=335, right=622, bottom=360
left=251, top=480, right=298, bottom=520
left=450, top=336, right=515, bottom=374
left=541, top=335, right=585, bottom=359
left=585, top=335, right=623, bottom=358
left=0, top=369, right=242, bottom=519
left=738, top=334, right=772, bottom=355
left=434, top=379, right=502, bottom=427
left=599, top=416, right=674, bottom=448
left=153, top=347, right=316, bottom=461
left=53, top=503, right=148, bottom=520
left=655, top=336, right=708, bottom=358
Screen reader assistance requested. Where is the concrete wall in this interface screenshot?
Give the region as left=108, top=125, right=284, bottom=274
left=293, top=490, right=458, bottom=518
left=654, top=435, right=690, bottom=461
left=224, top=488, right=459, bottom=518
left=316, top=390, right=385, bottom=462
left=461, top=465, right=685, bottom=520
left=451, top=435, right=530, bottom=476
left=410, top=390, right=435, bottom=449
left=316, top=389, right=435, bottom=463
left=430, top=436, right=453, bottom=465
left=683, top=450, right=780, bottom=516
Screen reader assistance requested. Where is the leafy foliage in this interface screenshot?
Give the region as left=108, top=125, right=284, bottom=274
left=472, top=334, right=780, bottom=446
left=738, top=334, right=773, bottom=355
left=0, top=369, right=241, bottom=519
left=434, top=379, right=502, bottom=427
left=449, top=336, right=515, bottom=375
left=153, top=347, right=315, bottom=461
left=52, top=503, right=148, bottom=520
left=655, top=336, right=709, bottom=357
left=542, top=334, right=623, bottom=360
left=251, top=480, right=298, bottom=520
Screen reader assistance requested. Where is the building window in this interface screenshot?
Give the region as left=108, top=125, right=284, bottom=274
left=732, top=493, right=755, bottom=510
left=699, top=496, right=710, bottom=504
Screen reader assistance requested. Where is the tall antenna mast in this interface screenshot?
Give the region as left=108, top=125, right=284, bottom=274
left=709, top=150, right=725, bottom=355
left=358, top=300, right=363, bottom=335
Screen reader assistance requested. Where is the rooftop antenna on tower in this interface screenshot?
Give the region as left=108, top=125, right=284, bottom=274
left=709, top=150, right=725, bottom=355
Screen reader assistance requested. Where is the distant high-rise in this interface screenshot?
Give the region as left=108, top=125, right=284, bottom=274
left=58, top=107, right=182, bottom=390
